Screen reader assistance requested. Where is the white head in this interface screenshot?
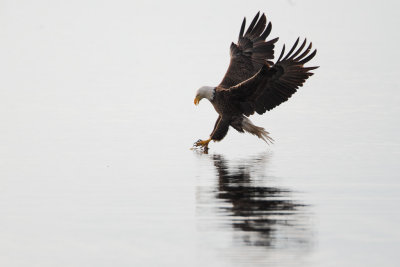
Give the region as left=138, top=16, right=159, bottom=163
left=194, top=86, right=215, bottom=105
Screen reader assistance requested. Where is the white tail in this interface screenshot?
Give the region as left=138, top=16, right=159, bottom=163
left=242, top=117, right=274, bottom=144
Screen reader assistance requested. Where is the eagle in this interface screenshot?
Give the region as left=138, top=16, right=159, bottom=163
left=193, top=12, right=318, bottom=152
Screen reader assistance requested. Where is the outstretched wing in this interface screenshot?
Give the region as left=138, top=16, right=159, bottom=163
left=218, top=12, right=278, bottom=89
left=227, top=38, right=318, bottom=116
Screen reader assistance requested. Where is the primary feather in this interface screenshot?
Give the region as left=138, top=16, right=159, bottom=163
left=219, top=13, right=279, bottom=89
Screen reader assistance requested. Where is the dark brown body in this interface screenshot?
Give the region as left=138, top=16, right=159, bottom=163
left=212, top=88, right=243, bottom=116
left=209, top=88, right=247, bottom=141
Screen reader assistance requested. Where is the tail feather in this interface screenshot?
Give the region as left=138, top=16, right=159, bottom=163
left=242, top=117, right=274, bottom=144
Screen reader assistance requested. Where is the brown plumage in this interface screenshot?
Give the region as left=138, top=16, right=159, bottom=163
left=193, top=12, right=318, bottom=152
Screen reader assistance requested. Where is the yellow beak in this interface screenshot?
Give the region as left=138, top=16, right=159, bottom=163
left=194, top=96, right=200, bottom=105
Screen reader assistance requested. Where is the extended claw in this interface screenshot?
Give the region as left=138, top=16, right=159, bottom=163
left=194, top=138, right=211, bottom=147
left=193, top=138, right=211, bottom=153
left=193, top=139, right=201, bottom=147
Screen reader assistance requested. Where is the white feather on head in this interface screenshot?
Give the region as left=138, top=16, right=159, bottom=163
left=195, top=86, right=215, bottom=102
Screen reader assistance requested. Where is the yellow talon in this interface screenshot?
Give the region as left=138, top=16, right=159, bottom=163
left=194, top=138, right=211, bottom=148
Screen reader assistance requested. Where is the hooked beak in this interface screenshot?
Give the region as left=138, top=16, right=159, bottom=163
left=194, top=96, right=200, bottom=105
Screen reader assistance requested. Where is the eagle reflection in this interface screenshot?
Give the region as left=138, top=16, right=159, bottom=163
left=197, top=154, right=312, bottom=248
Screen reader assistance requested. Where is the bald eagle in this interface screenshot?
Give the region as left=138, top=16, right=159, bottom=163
left=193, top=12, right=318, bottom=152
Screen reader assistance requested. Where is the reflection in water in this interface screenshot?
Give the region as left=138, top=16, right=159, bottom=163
left=197, top=154, right=312, bottom=249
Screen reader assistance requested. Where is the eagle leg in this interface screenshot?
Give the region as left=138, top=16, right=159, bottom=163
left=192, top=117, right=228, bottom=153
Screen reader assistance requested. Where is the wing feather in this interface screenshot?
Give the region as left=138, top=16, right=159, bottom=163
left=219, top=12, right=278, bottom=88
left=288, top=39, right=307, bottom=60
left=283, top=37, right=299, bottom=60
left=238, top=17, right=246, bottom=39
left=249, top=13, right=266, bottom=38
left=276, top=44, right=285, bottom=62
left=226, top=39, right=318, bottom=116
left=245, top=12, right=260, bottom=35
left=259, top=22, right=272, bottom=40
left=294, top=43, right=313, bottom=61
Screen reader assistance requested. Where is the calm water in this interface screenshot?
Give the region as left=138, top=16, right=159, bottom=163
left=1, top=1, right=400, bottom=266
